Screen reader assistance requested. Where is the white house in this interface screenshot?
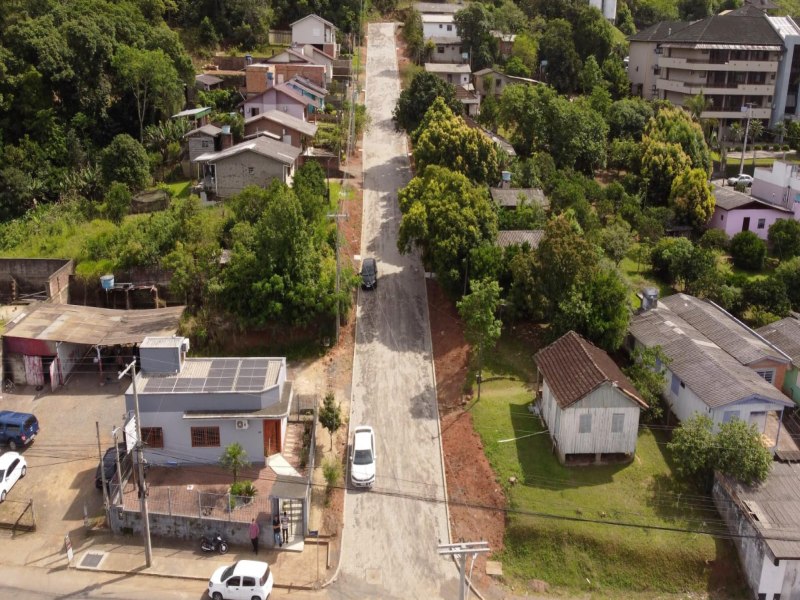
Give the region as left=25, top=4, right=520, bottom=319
left=535, top=331, right=647, bottom=465
left=290, top=14, right=338, bottom=58
left=422, top=14, right=459, bottom=41
left=628, top=293, right=794, bottom=435
left=126, top=337, right=294, bottom=467
left=424, top=63, right=471, bottom=87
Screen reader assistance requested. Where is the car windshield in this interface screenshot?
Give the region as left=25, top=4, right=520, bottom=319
left=221, top=564, right=236, bottom=580
left=0, top=469, right=4, bottom=480
left=362, top=261, right=375, bottom=275
left=353, top=449, right=373, bottom=465
left=260, top=565, right=271, bottom=585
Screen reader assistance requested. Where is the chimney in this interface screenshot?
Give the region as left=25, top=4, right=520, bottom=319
left=639, top=287, right=659, bottom=312
left=220, top=125, right=233, bottom=150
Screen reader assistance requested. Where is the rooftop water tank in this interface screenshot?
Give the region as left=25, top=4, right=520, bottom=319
left=501, top=171, right=512, bottom=182
left=221, top=125, right=231, bottom=135
left=100, top=274, right=115, bottom=290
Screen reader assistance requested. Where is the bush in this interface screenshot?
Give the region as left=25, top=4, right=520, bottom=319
left=782, top=144, right=791, bottom=151
left=755, top=144, right=763, bottom=151
left=322, top=458, right=341, bottom=506
left=230, top=480, right=257, bottom=498
left=100, top=134, right=151, bottom=192
left=768, top=218, right=800, bottom=260
left=730, top=231, right=767, bottom=270
left=698, top=228, right=729, bottom=251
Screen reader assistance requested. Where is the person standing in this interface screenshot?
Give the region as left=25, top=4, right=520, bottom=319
left=280, top=510, right=289, bottom=544
left=272, top=514, right=282, bottom=548
left=249, top=518, right=260, bottom=555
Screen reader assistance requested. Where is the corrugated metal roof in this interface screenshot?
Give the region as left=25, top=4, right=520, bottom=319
left=141, top=337, right=185, bottom=349
left=424, top=63, right=471, bottom=73
left=490, top=187, right=548, bottom=208
left=3, top=303, right=185, bottom=346
left=245, top=110, right=317, bottom=137
left=194, top=135, right=301, bottom=165
left=758, top=317, right=800, bottom=365
left=496, top=230, right=544, bottom=249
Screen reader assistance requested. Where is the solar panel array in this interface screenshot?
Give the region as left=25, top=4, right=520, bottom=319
left=143, top=358, right=272, bottom=394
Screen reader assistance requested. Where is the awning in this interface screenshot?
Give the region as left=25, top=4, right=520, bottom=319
left=270, top=474, right=308, bottom=499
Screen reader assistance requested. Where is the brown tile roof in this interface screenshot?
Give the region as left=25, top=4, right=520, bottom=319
left=535, top=331, right=646, bottom=409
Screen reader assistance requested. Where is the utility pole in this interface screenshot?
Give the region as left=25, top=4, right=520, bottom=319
left=438, top=541, right=490, bottom=600
left=327, top=212, right=348, bottom=343
left=96, top=422, right=109, bottom=510
left=739, top=102, right=755, bottom=175
left=119, top=360, right=152, bottom=568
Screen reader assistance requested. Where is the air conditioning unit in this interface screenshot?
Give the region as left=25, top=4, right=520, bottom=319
left=235, top=419, right=249, bottom=430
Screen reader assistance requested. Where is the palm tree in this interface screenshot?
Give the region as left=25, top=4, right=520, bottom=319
left=749, top=119, right=765, bottom=167
left=219, top=442, right=249, bottom=483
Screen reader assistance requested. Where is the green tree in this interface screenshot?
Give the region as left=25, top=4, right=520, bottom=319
left=624, top=346, right=670, bottom=422
left=645, top=107, right=711, bottom=175
left=100, top=134, right=151, bottom=192
left=292, top=160, right=328, bottom=223
left=319, top=391, right=342, bottom=450
left=579, top=56, right=604, bottom=94
left=510, top=32, right=538, bottom=75
left=667, top=414, right=716, bottom=487
left=490, top=0, right=529, bottom=33
left=699, top=228, right=730, bottom=252
left=597, top=219, right=634, bottom=265
left=403, top=9, right=425, bottom=63
left=504, top=56, right=531, bottom=78
left=455, top=3, right=496, bottom=71
left=393, top=71, right=462, bottom=134
left=715, top=418, right=772, bottom=485
left=397, top=166, right=498, bottom=294
left=219, top=442, right=249, bottom=483
left=114, top=46, right=183, bottom=141
left=616, top=1, right=636, bottom=35
left=574, top=4, right=614, bottom=65
left=457, top=279, right=503, bottom=400
left=768, top=218, right=800, bottom=260
left=650, top=237, right=715, bottom=289
left=601, top=55, right=629, bottom=100
left=412, top=98, right=500, bottom=185
left=683, top=92, right=711, bottom=122
left=730, top=231, right=767, bottom=271
left=742, top=277, right=790, bottom=317
left=775, top=256, right=800, bottom=309
left=539, top=19, right=581, bottom=94
left=641, top=139, right=691, bottom=205
left=104, top=182, right=131, bottom=224
left=669, top=168, right=715, bottom=228
left=198, top=16, right=220, bottom=48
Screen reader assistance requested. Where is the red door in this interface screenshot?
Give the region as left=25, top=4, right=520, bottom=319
left=263, top=420, right=282, bottom=456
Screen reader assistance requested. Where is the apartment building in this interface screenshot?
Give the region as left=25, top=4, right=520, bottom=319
left=628, top=7, right=800, bottom=128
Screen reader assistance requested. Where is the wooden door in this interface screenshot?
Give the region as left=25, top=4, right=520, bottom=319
left=23, top=355, right=44, bottom=386
left=263, top=420, right=282, bottom=456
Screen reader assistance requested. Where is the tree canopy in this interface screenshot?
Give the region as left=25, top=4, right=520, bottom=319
left=393, top=71, right=462, bottom=134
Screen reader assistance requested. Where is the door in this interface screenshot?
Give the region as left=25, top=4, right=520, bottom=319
left=23, top=355, right=44, bottom=386
left=742, top=217, right=750, bottom=231
left=49, top=358, right=59, bottom=392
left=263, top=419, right=282, bottom=456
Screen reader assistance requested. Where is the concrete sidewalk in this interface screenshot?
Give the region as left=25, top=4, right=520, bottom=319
left=5, top=528, right=333, bottom=591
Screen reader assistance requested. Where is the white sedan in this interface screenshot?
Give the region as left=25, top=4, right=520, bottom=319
left=350, top=426, right=376, bottom=488
left=727, top=173, right=753, bottom=187
left=0, top=452, right=27, bottom=502
left=208, top=560, right=273, bottom=600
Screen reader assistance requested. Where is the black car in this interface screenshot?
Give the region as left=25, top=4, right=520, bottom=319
left=95, top=443, right=127, bottom=489
left=361, top=257, right=378, bottom=289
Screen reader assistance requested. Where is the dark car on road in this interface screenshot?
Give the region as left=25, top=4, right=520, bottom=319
left=0, top=411, right=39, bottom=450
left=95, top=443, right=127, bottom=489
left=361, top=257, right=378, bottom=289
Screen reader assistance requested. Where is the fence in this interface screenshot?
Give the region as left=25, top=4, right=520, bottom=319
left=0, top=498, right=35, bottom=532
left=269, top=30, right=292, bottom=45
left=128, top=485, right=273, bottom=523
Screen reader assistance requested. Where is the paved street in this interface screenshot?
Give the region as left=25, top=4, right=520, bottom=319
left=331, top=22, right=459, bottom=599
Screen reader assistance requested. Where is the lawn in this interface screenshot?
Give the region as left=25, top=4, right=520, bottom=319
left=165, top=180, right=192, bottom=199
left=619, top=251, right=673, bottom=308
left=469, top=338, right=748, bottom=597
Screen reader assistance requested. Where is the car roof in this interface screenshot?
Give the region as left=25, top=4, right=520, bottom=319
left=233, top=560, right=269, bottom=576
left=362, top=257, right=376, bottom=266
left=0, top=411, right=35, bottom=423
left=353, top=426, right=374, bottom=449
left=0, top=452, right=23, bottom=468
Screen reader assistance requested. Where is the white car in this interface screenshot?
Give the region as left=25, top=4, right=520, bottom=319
left=208, top=560, right=273, bottom=600
left=350, top=426, right=376, bottom=488
left=727, top=173, right=753, bottom=187
left=0, top=452, right=27, bottom=502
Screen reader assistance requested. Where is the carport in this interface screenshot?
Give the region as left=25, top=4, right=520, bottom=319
left=2, top=303, right=185, bottom=388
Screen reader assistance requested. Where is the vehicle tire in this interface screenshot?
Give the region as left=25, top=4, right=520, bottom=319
left=20, top=466, right=26, bottom=477
left=212, top=593, right=223, bottom=600
left=8, top=440, right=17, bottom=451
left=0, top=491, right=6, bottom=503
left=252, top=596, right=261, bottom=600
left=218, top=541, right=229, bottom=554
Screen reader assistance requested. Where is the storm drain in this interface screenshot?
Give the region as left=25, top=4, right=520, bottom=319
left=79, top=552, right=105, bottom=568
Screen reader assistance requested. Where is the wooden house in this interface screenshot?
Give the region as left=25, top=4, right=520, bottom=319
left=535, top=331, right=647, bottom=465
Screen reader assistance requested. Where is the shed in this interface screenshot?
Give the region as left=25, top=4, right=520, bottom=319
left=490, top=187, right=549, bottom=209
left=535, top=331, right=646, bottom=465
left=183, top=124, right=222, bottom=165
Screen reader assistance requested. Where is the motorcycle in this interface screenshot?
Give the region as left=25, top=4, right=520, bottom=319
left=200, top=533, right=229, bottom=554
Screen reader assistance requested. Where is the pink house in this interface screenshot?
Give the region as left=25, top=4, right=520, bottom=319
left=241, top=84, right=315, bottom=122
left=709, top=185, right=793, bottom=240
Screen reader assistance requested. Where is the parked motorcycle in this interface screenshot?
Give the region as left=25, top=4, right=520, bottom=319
left=200, top=533, right=229, bottom=554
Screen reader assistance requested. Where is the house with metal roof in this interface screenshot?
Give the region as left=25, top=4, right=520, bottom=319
left=496, top=230, right=544, bottom=249
left=758, top=316, right=800, bottom=404
left=709, top=185, right=793, bottom=241
left=422, top=13, right=459, bottom=42
left=535, top=331, right=647, bottom=465
left=244, top=110, right=317, bottom=149
left=424, top=62, right=471, bottom=87
left=628, top=293, right=793, bottom=435
left=489, top=187, right=548, bottom=209
left=714, top=463, right=800, bottom=600
left=193, top=136, right=301, bottom=198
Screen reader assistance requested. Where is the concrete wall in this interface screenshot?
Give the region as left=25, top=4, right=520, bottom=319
left=212, top=150, right=291, bottom=198
left=628, top=41, right=659, bottom=99
left=187, top=133, right=216, bottom=163
left=431, top=44, right=464, bottom=63
left=423, top=19, right=458, bottom=40
left=708, top=206, right=789, bottom=240
left=0, top=258, right=74, bottom=304
left=784, top=367, right=800, bottom=405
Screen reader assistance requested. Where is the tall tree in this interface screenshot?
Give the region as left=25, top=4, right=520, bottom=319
left=769, top=218, right=800, bottom=260
left=319, top=392, right=342, bottom=451
left=669, top=168, right=715, bottom=228
left=538, top=19, right=581, bottom=94
left=455, top=3, right=496, bottom=71
left=393, top=71, right=462, bottom=134
left=457, top=279, right=503, bottom=400
left=114, top=45, right=183, bottom=141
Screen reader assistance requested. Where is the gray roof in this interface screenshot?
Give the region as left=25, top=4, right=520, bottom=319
left=245, top=110, right=317, bottom=137
left=414, top=2, right=464, bottom=14
left=430, top=36, right=463, bottom=45
left=490, top=187, right=548, bottom=208
left=660, top=294, right=790, bottom=365
left=288, top=75, right=328, bottom=96
left=424, top=62, right=471, bottom=74
left=758, top=317, right=800, bottom=365
left=182, top=383, right=293, bottom=418
left=714, top=186, right=793, bottom=212
left=661, top=15, right=782, bottom=46
left=195, top=74, right=223, bottom=86
left=628, top=21, right=691, bottom=42
left=139, top=357, right=284, bottom=394
left=497, top=230, right=544, bottom=249
left=290, top=13, right=336, bottom=30
left=629, top=298, right=792, bottom=409
left=718, top=463, right=800, bottom=560
left=184, top=124, right=221, bottom=139
left=194, top=136, right=301, bottom=165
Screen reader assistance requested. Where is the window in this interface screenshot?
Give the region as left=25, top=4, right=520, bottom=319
left=226, top=576, right=241, bottom=586
left=757, top=218, right=766, bottom=230
left=141, top=427, right=164, bottom=449
left=723, top=410, right=740, bottom=423
left=611, top=413, right=625, bottom=433
left=250, top=107, right=259, bottom=117
left=447, top=24, right=452, bottom=31
left=191, top=426, right=220, bottom=447
left=756, top=369, right=775, bottom=384
left=671, top=374, right=681, bottom=395
left=437, top=46, right=444, bottom=54
left=242, top=577, right=256, bottom=586
left=579, top=414, right=592, bottom=434
left=248, top=167, right=255, bottom=174
left=201, top=140, right=210, bottom=148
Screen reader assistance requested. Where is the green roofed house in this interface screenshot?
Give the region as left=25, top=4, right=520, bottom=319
left=758, top=316, right=800, bottom=405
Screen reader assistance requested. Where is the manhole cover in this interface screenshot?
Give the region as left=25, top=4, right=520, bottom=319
left=80, top=552, right=105, bottom=568
left=365, top=568, right=382, bottom=585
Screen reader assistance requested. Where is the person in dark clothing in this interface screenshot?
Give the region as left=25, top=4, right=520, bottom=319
left=272, top=514, right=282, bottom=547
left=249, top=518, right=260, bottom=554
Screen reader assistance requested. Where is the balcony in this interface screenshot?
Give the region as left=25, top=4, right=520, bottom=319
left=655, top=79, right=775, bottom=95
left=657, top=56, right=779, bottom=72
left=700, top=108, right=772, bottom=119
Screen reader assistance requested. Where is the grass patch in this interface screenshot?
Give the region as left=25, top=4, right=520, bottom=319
left=165, top=180, right=191, bottom=199
left=470, top=358, right=747, bottom=597
left=619, top=252, right=673, bottom=308
left=399, top=61, right=422, bottom=90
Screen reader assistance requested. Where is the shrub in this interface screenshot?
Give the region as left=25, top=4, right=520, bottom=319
left=230, top=480, right=257, bottom=498
left=730, top=231, right=767, bottom=270
left=742, top=276, right=790, bottom=316
left=322, top=458, right=341, bottom=505
left=782, top=144, right=791, bottom=151
left=698, top=228, right=729, bottom=251
left=755, top=144, right=763, bottom=151
left=100, top=134, right=151, bottom=192
left=768, top=218, right=800, bottom=260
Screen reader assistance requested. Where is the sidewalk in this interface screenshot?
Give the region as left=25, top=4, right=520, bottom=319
left=5, top=528, right=333, bottom=591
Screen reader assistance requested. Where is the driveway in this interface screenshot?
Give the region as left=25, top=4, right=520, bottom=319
left=331, top=22, right=459, bottom=599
